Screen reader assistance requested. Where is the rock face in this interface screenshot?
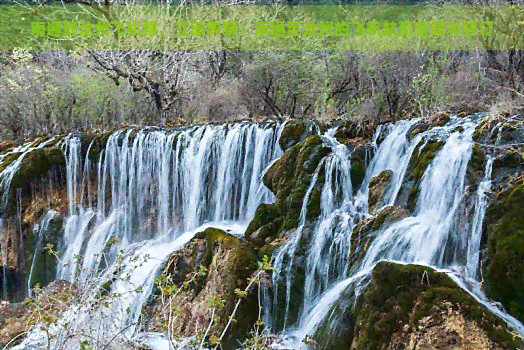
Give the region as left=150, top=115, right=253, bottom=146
left=368, top=170, right=394, bottom=213
left=278, top=119, right=319, bottom=151
left=144, top=228, right=260, bottom=349
left=314, top=262, right=523, bottom=350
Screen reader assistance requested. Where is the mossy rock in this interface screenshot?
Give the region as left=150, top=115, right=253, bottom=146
left=466, top=143, right=487, bottom=189
left=493, top=147, right=524, bottom=171
left=259, top=135, right=331, bottom=240
left=347, top=142, right=373, bottom=194
left=145, top=227, right=259, bottom=349
left=473, top=116, right=501, bottom=143
left=410, top=139, right=443, bottom=180
left=314, top=262, right=523, bottom=350
left=407, top=120, right=431, bottom=142
left=334, top=119, right=377, bottom=144
left=0, top=147, right=66, bottom=216
left=10, top=148, right=66, bottom=189
left=81, top=130, right=114, bottom=163
left=279, top=119, right=317, bottom=151
left=483, top=177, right=524, bottom=323
left=245, top=203, right=280, bottom=243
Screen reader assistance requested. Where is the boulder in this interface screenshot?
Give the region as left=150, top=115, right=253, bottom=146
left=144, top=228, right=260, bottom=349
left=314, top=262, right=523, bottom=350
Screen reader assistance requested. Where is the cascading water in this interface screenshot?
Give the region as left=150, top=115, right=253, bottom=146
left=12, top=122, right=284, bottom=350
left=268, top=115, right=524, bottom=349
left=3, top=114, right=524, bottom=349
left=267, top=118, right=422, bottom=333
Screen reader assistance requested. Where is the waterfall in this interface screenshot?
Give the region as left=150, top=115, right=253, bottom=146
left=271, top=115, right=524, bottom=348
left=12, top=122, right=284, bottom=349
left=467, top=156, right=494, bottom=278
left=4, top=115, right=524, bottom=349
left=269, top=158, right=325, bottom=331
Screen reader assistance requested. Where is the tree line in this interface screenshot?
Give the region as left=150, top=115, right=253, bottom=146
left=0, top=0, right=523, bottom=141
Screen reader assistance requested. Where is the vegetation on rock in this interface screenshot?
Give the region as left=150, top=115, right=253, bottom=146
left=144, top=228, right=261, bottom=349
left=483, top=176, right=524, bottom=324
left=315, top=262, right=523, bottom=350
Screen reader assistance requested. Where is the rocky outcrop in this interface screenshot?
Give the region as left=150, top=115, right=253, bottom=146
left=406, top=112, right=451, bottom=142
left=246, top=134, right=330, bottom=251
left=279, top=119, right=319, bottom=151
left=143, top=228, right=260, bottom=349
left=314, top=262, right=523, bottom=350
left=334, top=119, right=378, bottom=144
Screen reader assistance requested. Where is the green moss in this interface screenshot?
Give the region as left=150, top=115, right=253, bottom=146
left=350, top=157, right=366, bottom=192
left=245, top=203, right=280, bottom=240
left=467, top=143, right=486, bottom=188
left=349, top=262, right=523, bottom=350
left=410, top=139, right=443, bottom=180
left=483, top=177, right=524, bottom=323
left=11, top=148, right=66, bottom=189
left=279, top=120, right=313, bottom=151
left=257, top=135, right=331, bottom=243
left=493, top=147, right=524, bottom=170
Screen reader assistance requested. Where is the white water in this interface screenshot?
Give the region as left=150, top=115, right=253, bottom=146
left=12, top=122, right=283, bottom=349
left=269, top=115, right=524, bottom=348
left=3, top=116, right=524, bottom=349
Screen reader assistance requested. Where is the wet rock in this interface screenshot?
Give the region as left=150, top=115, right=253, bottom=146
left=279, top=119, right=318, bottom=151
left=347, top=141, right=374, bottom=194
left=368, top=170, right=394, bottom=213
left=334, top=119, right=378, bottom=144
left=430, top=111, right=451, bottom=127
left=245, top=203, right=281, bottom=246
left=250, top=135, right=330, bottom=245
left=144, top=228, right=259, bottom=349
